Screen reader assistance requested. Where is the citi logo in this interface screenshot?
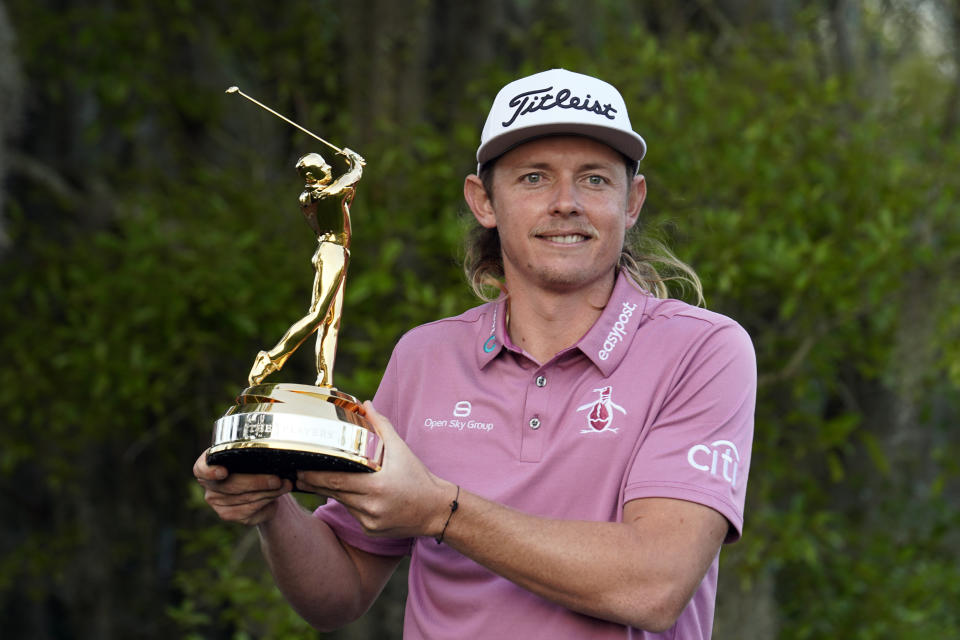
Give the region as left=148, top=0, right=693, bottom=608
left=687, top=440, right=741, bottom=488
left=598, top=301, right=637, bottom=361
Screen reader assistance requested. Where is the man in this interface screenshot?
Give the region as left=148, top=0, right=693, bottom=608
left=194, top=68, right=756, bottom=639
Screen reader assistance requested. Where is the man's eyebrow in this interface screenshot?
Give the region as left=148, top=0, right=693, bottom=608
left=578, top=162, right=619, bottom=172
left=512, top=162, right=552, bottom=170
left=511, top=161, right=618, bottom=171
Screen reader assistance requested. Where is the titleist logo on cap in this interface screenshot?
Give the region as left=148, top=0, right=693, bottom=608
left=501, top=86, right=618, bottom=128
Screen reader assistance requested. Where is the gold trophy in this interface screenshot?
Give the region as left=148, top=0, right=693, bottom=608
left=206, top=87, right=382, bottom=477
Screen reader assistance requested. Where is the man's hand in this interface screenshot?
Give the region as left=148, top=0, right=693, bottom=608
left=294, top=401, right=455, bottom=540
left=339, top=147, right=366, bottom=167
left=193, top=452, right=293, bottom=526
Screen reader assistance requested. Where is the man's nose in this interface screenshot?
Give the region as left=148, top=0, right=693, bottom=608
left=549, top=176, right=581, bottom=216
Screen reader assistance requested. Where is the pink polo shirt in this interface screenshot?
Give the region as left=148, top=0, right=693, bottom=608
left=316, top=272, right=756, bottom=639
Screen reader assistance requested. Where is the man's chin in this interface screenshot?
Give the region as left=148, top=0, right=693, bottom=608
left=530, top=267, right=617, bottom=295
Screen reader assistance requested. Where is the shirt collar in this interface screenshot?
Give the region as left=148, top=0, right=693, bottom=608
left=575, top=271, right=651, bottom=376
left=476, top=296, right=510, bottom=368
left=475, top=273, right=651, bottom=373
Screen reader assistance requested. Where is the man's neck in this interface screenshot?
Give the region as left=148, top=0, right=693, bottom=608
left=504, top=274, right=617, bottom=364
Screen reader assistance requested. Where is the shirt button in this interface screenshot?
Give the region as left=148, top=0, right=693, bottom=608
left=535, top=375, right=547, bottom=387
left=528, top=417, right=541, bottom=430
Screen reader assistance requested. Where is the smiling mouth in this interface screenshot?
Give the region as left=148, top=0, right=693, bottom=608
left=540, top=233, right=590, bottom=244
left=551, top=234, right=587, bottom=244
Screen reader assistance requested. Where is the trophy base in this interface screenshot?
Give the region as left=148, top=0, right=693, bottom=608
left=207, top=383, right=382, bottom=479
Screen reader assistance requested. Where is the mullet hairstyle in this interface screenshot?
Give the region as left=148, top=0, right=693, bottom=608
left=464, top=156, right=704, bottom=305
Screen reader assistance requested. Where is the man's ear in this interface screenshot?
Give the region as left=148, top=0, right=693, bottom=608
left=625, top=174, right=647, bottom=230
left=464, top=174, right=497, bottom=229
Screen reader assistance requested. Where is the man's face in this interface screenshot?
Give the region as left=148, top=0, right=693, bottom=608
left=467, top=136, right=645, bottom=298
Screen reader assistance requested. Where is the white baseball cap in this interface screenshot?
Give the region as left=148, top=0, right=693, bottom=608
left=476, top=69, right=647, bottom=173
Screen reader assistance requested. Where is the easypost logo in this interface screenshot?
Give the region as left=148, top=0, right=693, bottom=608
left=598, top=301, right=637, bottom=361
left=687, top=440, right=741, bottom=488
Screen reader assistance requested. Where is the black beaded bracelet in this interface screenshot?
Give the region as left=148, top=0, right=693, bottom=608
left=435, top=485, right=460, bottom=544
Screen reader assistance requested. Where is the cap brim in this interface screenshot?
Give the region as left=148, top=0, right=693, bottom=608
left=476, top=122, right=647, bottom=168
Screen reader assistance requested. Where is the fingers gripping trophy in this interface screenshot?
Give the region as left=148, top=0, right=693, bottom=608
left=206, top=87, right=383, bottom=477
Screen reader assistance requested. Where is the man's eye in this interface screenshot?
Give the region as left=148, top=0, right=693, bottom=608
left=523, top=173, right=541, bottom=184
left=588, top=175, right=606, bottom=185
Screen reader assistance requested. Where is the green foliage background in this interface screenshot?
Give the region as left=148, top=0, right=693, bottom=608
left=1, top=1, right=958, bottom=638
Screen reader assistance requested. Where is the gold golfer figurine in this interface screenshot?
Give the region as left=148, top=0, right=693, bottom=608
left=248, top=147, right=365, bottom=387
left=208, top=87, right=381, bottom=477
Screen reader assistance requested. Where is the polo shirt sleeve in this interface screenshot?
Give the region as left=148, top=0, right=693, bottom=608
left=623, top=320, right=756, bottom=543
left=313, top=347, right=414, bottom=557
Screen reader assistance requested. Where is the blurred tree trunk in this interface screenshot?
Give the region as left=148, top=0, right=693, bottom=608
left=0, top=0, right=22, bottom=250
left=337, top=1, right=516, bottom=159
left=943, top=0, right=960, bottom=137
left=827, top=0, right=856, bottom=75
